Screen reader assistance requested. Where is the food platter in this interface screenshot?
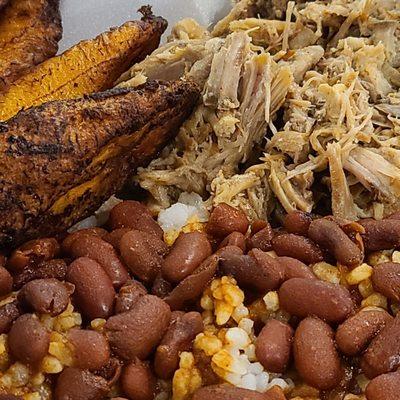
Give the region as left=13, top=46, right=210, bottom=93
left=0, top=0, right=400, bottom=399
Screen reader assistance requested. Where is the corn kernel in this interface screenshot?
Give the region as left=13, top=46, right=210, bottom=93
left=30, top=372, right=45, bottom=386
left=49, top=340, right=74, bottom=366
left=312, top=262, right=341, bottom=284
left=392, top=251, right=400, bottom=263
left=368, top=251, right=392, bottom=266
left=24, top=393, right=41, bottom=400
left=358, top=279, right=374, bottom=298
left=172, top=352, right=202, bottom=400
left=200, top=294, right=214, bottom=311
left=356, top=374, right=370, bottom=391
left=346, top=264, right=373, bottom=285
left=361, top=293, right=387, bottom=309
left=90, top=318, right=106, bottom=331
left=42, top=356, right=63, bottom=374
left=263, top=291, right=280, bottom=312
left=215, top=300, right=234, bottom=325
left=194, top=333, right=223, bottom=356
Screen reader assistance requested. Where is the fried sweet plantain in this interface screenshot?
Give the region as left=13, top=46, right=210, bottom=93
left=0, top=7, right=167, bottom=122
left=0, top=80, right=199, bottom=248
left=0, top=0, right=62, bottom=92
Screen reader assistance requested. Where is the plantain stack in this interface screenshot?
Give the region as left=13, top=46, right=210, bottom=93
left=0, top=80, right=199, bottom=248
left=0, top=7, right=167, bottom=122
left=0, top=0, right=62, bottom=91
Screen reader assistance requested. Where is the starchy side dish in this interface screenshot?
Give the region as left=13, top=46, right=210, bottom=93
left=0, top=7, right=167, bottom=121
left=0, top=80, right=199, bottom=248
left=1, top=0, right=400, bottom=399
left=0, top=0, right=62, bottom=92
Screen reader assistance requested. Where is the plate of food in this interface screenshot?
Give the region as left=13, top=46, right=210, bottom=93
left=0, top=0, right=399, bottom=399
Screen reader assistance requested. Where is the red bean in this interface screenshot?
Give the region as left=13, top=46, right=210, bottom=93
left=8, top=314, right=49, bottom=365
left=165, top=255, right=218, bottom=311
left=278, top=257, right=315, bottom=280
left=365, top=370, right=400, bottom=400
left=372, top=262, right=400, bottom=301
left=162, top=232, right=212, bottom=283
left=103, top=228, right=131, bottom=249
left=108, top=200, right=163, bottom=238
left=120, top=230, right=167, bottom=284
left=251, top=220, right=269, bottom=234
left=69, top=235, right=128, bottom=288
left=308, top=219, right=363, bottom=267
left=61, top=228, right=108, bottom=254
left=206, top=203, right=249, bottom=238
left=55, top=367, right=109, bottom=400
left=294, top=317, right=343, bottom=390
left=218, top=232, right=246, bottom=251
left=283, top=211, right=312, bottom=235
left=360, top=219, right=400, bottom=252
left=215, top=245, right=243, bottom=257
left=336, top=309, right=393, bottom=356
left=155, top=311, right=203, bottom=379
left=121, top=359, right=156, bottom=400
left=361, top=314, right=400, bottom=378
left=95, top=357, right=122, bottom=386
left=18, top=278, right=73, bottom=316
left=13, top=259, right=67, bottom=290
left=115, top=280, right=147, bottom=314
left=67, top=257, right=115, bottom=320
left=255, top=319, right=293, bottom=373
left=7, top=238, right=60, bottom=272
left=279, top=278, right=353, bottom=323
left=151, top=273, right=172, bottom=298
left=0, top=301, right=20, bottom=334
left=247, top=223, right=274, bottom=252
left=272, top=234, right=323, bottom=264
left=67, top=329, right=110, bottom=371
left=105, top=294, right=171, bottom=360
left=0, top=266, right=12, bottom=296
left=192, top=384, right=284, bottom=400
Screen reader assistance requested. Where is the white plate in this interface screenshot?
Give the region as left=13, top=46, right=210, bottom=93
left=59, top=0, right=232, bottom=52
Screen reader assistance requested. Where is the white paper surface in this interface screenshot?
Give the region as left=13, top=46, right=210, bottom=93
left=59, top=0, right=232, bottom=52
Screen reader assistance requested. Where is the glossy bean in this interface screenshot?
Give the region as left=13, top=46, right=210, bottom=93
left=18, top=278, right=73, bottom=316
left=67, top=257, right=115, bottom=320
left=108, top=200, right=163, bottom=238
left=162, top=231, right=212, bottom=283
left=8, top=314, right=49, bottom=365
left=120, top=230, right=167, bottom=284
left=308, top=219, right=363, bottom=267
left=105, top=294, right=171, bottom=360
left=294, top=317, right=342, bottom=390
left=206, top=204, right=249, bottom=238
left=272, top=234, right=323, bottom=264
left=255, top=319, right=293, bottom=373
left=279, top=278, right=353, bottom=323
left=70, top=235, right=128, bottom=288
left=155, top=311, right=203, bottom=379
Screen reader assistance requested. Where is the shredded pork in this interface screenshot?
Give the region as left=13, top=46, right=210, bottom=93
left=118, top=0, right=400, bottom=220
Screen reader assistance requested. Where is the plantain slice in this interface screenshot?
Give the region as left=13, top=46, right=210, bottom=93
left=0, top=0, right=62, bottom=92
left=0, top=80, right=199, bottom=248
left=0, top=7, right=167, bottom=122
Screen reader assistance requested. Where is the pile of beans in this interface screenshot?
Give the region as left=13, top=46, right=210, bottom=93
left=1, top=200, right=400, bottom=400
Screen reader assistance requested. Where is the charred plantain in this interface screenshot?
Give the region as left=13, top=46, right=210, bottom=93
left=0, top=80, right=199, bottom=248
left=0, top=7, right=167, bottom=122
left=0, top=0, right=62, bottom=92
